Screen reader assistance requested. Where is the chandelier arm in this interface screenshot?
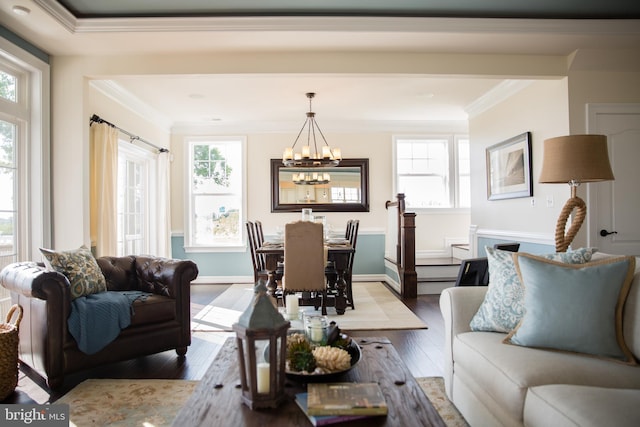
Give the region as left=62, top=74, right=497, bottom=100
left=291, top=117, right=309, bottom=150
left=311, top=119, right=320, bottom=157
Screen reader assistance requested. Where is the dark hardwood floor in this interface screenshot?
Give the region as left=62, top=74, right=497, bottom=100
left=4, top=283, right=445, bottom=405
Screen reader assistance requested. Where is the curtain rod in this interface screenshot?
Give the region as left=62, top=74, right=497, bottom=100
left=89, top=114, right=169, bottom=153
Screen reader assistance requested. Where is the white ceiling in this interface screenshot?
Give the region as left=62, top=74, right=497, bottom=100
left=2, top=1, right=640, bottom=129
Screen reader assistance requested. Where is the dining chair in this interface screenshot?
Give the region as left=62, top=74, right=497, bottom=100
left=254, top=220, right=265, bottom=247
left=246, top=221, right=267, bottom=283
left=283, top=220, right=329, bottom=315
left=344, top=219, right=359, bottom=309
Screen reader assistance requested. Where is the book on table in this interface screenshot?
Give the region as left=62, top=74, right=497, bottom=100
left=295, top=393, right=373, bottom=426
left=306, top=382, right=388, bottom=416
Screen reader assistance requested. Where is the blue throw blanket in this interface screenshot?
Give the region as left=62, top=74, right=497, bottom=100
left=68, top=291, right=151, bottom=355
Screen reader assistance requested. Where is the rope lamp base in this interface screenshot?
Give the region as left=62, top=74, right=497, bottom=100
left=555, top=196, right=587, bottom=253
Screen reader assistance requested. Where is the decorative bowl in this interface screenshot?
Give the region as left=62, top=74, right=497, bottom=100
left=264, top=336, right=362, bottom=383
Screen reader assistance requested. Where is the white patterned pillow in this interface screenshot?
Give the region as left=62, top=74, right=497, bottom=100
left=469, top=247, right=595, bottom=333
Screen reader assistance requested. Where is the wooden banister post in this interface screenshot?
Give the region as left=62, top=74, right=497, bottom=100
left=401, top=212, right=417, bottom=299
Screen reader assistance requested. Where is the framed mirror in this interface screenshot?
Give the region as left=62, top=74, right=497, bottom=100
left=271, top=158, right=370, bottom=212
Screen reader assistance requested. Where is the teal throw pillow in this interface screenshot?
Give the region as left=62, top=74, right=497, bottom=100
left=469, top=247, right=595, bottom=333
left=505, top=254, right=636, bottom=364
left=40, top=245, right=107, bottom=300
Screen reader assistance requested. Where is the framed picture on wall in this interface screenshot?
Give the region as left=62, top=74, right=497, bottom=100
left=486, top=132, right=532, bottom=201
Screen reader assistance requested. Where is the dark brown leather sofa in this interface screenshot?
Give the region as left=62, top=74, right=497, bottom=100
left=0, top=255, right=198, bottom=389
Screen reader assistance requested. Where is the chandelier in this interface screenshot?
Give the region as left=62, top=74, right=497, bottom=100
left=282, top=92, right=341, bottom=167
left=292, top=171, right=331, bottom=185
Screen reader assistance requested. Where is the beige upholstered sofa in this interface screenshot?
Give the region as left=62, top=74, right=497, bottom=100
left=440, top=252, right=640, bottom=427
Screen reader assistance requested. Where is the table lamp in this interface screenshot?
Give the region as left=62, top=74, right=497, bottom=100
left=539, top=134, right=614, bottom=252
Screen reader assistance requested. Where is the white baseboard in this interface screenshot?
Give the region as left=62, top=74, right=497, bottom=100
left=192, top=274, right=387, bottom=285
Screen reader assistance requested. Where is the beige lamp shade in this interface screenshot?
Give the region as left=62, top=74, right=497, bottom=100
left=539, top=135, right=614, bottom=184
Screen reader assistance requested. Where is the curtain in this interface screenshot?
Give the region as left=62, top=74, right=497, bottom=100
left=90, top=122, right=118, bottom=257
left=155, top=151, right=172, bottom=258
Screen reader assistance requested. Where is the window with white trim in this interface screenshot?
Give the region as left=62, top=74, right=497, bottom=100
left=185, top=137, right=245, bottom=249
left=394, top=135, right=470, bottom=209
left=0, top=44, right=49, bottom=320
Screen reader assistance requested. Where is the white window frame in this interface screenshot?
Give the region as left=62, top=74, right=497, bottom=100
left=0, top=38, right=50, bottom=261
left=117, top=141, right=156, bottom=256
left=0, top=37, right=50, bottom=320
left=393, top=134, right=470, bottom=212
left=184, top=136, right=246, bottom=252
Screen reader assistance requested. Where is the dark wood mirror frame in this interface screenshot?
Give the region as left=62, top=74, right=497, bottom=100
left=270, top=158, right=370, bottom=212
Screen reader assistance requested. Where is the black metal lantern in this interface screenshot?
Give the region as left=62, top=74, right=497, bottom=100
left=232, top=280, right=290, bottom=409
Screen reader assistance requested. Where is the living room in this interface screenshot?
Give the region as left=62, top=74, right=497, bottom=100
left=1, top=1, right=640, bottom=425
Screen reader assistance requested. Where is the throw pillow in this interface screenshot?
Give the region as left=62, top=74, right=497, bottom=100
left=469, top=247, right=595, bottom=333
left=40, top=245, right=107, bottom=300
left=505, top=254, right=636, bottom=364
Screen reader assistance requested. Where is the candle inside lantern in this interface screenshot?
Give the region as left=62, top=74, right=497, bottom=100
left=285, top=294, right=299, bottom=316
left=256, top=362, right=270, bottom=393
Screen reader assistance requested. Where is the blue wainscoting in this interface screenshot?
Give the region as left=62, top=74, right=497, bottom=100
left=477, top=237, right=555, bottom=257
left=171, top=233, right=386, bottom=279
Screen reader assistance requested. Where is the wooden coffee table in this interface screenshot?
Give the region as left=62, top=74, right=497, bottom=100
left=172, top=336, right=446, bottom=426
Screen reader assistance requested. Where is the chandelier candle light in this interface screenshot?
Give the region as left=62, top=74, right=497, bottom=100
left=282, top=93, right=341, bottom=167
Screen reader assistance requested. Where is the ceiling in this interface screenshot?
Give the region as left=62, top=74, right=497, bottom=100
left=41, top=0, right=640, bottom=19
left=2, top=1, right=640, bottom=130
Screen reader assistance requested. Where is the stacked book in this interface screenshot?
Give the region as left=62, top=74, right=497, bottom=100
left=295, top=382, right=388, bottom=426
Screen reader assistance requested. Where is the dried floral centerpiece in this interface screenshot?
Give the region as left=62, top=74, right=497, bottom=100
left=285, top=322, right=358, bottom=376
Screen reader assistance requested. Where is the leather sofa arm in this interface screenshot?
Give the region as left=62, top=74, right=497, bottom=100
left=0, top=261, right=71, bottom=307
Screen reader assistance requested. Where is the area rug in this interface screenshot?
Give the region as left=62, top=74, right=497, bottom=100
left=55, top=379, right=198, bottom=427
left=55, top=377, right=466, bottom=427
left=191, top=281, right=427, bottom=331
left=417, top=377, right=469, bottom=427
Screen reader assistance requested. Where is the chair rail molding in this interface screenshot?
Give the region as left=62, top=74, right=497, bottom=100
left=472, top=226, right=554, bottom=256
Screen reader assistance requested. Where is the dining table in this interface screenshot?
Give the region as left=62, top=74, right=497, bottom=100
left=256, top=238, right=354, bottom=315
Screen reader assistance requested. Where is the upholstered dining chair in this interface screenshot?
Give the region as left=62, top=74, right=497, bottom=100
left=283, top=220, right=329, bottom=315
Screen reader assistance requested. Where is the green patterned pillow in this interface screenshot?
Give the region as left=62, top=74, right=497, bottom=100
left=40, top=245, right=107, bottom=299
left=469, top=247, right=595, bottom=333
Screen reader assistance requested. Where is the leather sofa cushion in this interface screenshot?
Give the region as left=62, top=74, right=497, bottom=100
left=524, top=384, right=640, bottom=427
left=453, top=331, right=640, bottom=423
left=129, top=294, right=176, bottom=326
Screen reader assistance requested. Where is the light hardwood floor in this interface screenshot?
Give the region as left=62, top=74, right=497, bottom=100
left=4, top=283, right=445, bottom=404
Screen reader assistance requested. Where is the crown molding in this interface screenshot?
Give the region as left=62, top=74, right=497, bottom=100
left=89, top=80, right=172, bottom=133
left=465, top=79, right=533, bottom=118
left=31, top=2, right=640, bottom=35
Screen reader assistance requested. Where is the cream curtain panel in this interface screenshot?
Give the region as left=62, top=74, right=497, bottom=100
left=90, top=122, right=118, bottom=257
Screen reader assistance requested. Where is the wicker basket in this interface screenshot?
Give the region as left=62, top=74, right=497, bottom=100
left=0, top=304, right=23, bottom=401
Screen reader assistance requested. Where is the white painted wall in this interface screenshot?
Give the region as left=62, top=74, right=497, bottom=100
left=469, top=79, right=570, bottom=242
left=49, top=49, right=638, bottom=256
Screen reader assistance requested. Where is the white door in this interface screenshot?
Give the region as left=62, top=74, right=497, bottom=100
left=587, top=104, right=640, bottom=256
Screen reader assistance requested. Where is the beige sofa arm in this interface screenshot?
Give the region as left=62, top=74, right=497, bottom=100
left=439, top=286, right=488, bottom=399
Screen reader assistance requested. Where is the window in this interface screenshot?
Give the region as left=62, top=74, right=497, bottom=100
left=0, top=42, right=50, bottom=320
left=394, top=135, right=470, bottom=209
left=117, top=142, right=154, bottom=256
left=0, top=119, right=17, bottom=269
left=185, top=137, right=245, bottom=250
